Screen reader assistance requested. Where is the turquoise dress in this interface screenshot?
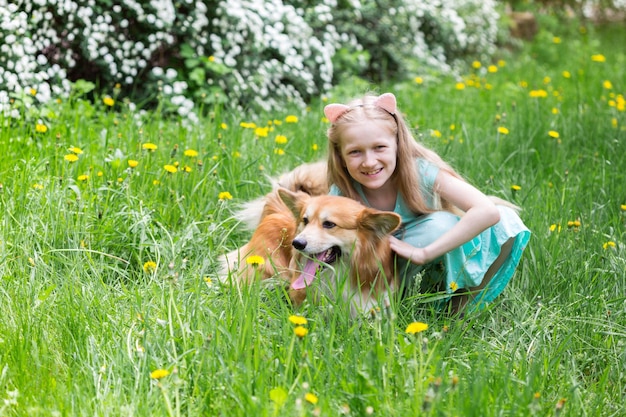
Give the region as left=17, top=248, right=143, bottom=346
left=330, top=158, right=531, bottom=309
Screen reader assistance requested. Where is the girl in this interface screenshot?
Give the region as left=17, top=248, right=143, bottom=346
left=324, top=92, right=531, bottom=312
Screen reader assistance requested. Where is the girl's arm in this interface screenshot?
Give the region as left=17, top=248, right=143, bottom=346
left=389, top=170, right=500, bottom=265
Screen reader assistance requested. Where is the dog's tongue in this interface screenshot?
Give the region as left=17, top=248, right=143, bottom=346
left=291, top=252, right=325, bottom=290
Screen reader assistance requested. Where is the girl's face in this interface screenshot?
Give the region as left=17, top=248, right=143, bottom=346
left=339, top=121, right=398, bottom=193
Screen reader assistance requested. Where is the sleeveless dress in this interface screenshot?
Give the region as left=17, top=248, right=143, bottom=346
left=330, top=158, right=531, bottom=310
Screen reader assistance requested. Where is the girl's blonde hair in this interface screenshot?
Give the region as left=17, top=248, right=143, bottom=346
left=326, top=93, right=463, bottom=214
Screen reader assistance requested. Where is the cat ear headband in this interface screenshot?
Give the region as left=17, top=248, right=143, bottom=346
left=324, top=93, right=397, bottom=123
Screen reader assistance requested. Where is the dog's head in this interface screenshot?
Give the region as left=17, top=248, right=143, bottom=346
left=277, top=188, right=401, bottom=291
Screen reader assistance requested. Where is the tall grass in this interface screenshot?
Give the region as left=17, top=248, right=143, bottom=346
left=1, top=22, right=625, bottom=416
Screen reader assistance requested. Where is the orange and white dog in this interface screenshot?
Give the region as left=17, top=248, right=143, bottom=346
left=219, top=172, right=402, bottom=314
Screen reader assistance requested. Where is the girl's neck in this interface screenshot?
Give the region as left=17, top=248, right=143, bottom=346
left=362, top=183, right=397, bottom=211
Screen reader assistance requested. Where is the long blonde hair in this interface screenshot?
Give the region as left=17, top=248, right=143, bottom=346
left=326, top=93, right=463, bottom=215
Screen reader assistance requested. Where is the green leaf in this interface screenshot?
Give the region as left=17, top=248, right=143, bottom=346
left=269, top=387, right=288, bottom=407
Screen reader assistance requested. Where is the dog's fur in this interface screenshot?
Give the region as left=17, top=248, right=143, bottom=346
left=218, top=186, right=402, bottom=314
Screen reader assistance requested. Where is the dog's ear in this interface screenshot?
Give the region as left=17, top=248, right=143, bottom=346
left=277, top=187, right=309, bottom=219
left=358, top=210, right=402, bottom=237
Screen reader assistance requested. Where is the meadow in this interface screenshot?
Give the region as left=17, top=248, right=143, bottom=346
left=1, top=21, right=625, bottom=416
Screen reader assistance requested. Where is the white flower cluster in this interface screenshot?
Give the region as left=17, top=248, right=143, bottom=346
left=0, top=0, right=509, bottom=120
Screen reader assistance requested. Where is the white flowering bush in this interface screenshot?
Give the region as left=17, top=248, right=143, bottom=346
left=0, top=0, right=508, bottom=121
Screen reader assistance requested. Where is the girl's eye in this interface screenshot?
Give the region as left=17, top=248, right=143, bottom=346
left=322, top=221, right=336, bottom=229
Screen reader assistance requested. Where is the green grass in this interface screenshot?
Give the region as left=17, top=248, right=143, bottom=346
left=1, top=22, right=625, bottom=416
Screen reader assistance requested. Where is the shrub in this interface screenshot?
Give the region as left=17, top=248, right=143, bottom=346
left=0, top=0, right=512, bottom=120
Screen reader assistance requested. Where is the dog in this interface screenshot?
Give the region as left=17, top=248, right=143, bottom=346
left=218, top=187, right=402, bottom=315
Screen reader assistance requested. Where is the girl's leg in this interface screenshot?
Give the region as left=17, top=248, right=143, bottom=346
left=449, top=238, right=515, bottom=314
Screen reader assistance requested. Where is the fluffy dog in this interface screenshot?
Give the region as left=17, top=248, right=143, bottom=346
left=218, top=186, right=401, bottom=314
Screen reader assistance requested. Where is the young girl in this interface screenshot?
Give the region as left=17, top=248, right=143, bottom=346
left=324, top=92, right=531, bottom=312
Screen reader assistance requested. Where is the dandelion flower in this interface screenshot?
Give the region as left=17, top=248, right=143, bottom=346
left=621, top=204, right=626, bottom=211
left=240, top=122, right=256, bottom=129
left=405, top=322, right=428, bottom=334
left=274, top=148, right=285, bottom=155
left=553, top=36, right=561, bottom=44
left=431, top=130, right=442, bottom=138
left=312, top=144, right=318, bottom=151
left=414, top=76, right=424, bottom=84
left=64, top=154, right=79, bottom=162
left=275, top=135, right=288, bottom=145
left=103, top=96, right=115, bottom=106
left=591, top=54, right=606, bottom=62
left=603, top=241, right=616, bottom=249
left=529, top=89, right=548, bottom=98
left=488, top=65, right=498, bottom=73
left=562, top=71, right=571, bottom=79
left=603, top=80, right=613, bottom=90
left=455, top=82, right=466, bottom=90
left=285, top=115, right=298, bottom=123
left=255, top=127, right=269, bottom=137
left=77, top=174, right=89, bottom=181
left=294, top=326, right=308, bottom=338
left=164, top=164, right=177, bottom=173
left=142, top=143, right=158, bottom=151
left=128, top=160, right=139, bottom=168
left=549, top=224, right=561, bottom=232
left=289, top=315, right=308, bottom=325
left=246, top=255, right=265, bottom=267
left=511, top=184, right=521, bottom=191
left=183, top=149, right=198, bottom=157
left=498, top=126, right=509, bottom=135
left=150, top=369, right=170, bottom=379
left=472, top=60, right=481, bottom=69
left=220, top=123, right=228, bottom=130
left=35, top=123, right=48, bottom=133
left=143, top=261, right=157, bottom=273
left=449, top=281, right=458, bottom=291
left=567, top=220, right=581, bottom=228
left=69, top=146, right=83, bottom=154
left=218, top=191, right=233, bottom=200
left=304, top=393, right=318, bottom=404
left=548, top=131, right=560, bottom=138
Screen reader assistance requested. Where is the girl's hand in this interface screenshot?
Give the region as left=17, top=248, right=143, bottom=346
left=389, top=236, right=430, bottom=265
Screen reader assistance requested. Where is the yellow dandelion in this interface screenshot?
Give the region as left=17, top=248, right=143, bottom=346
left=274, top=148, right=285, bottom=155
left=304, top=393, right=318, bottom=405
left=487, top=65, right=498, bottom=73
left=68, top=146, right=83, bottom=155
left=128, top=160, right=139, bottom=168
left=498, top=126, right=509, bottom=135
left=218, top=191, right=233, bottom=200
left=591, top=54, right=606, bottom=62
left=455, top=82, right=466, bottom=90
left=30, top=88, right=37, bottom=96
left=221, top=122, right=228, bottom=130
left=246, top=255, right=265, bottom=267
left=472, top=60, right=481, bottom=69
left=142, top=143, right=158, bottom=151
left=498, top=59, right=506, bottom=67
left=103, top=96, right=115, bottom=107
left=184, top=149, right=199, bottom=157
left=529, top=89, right=548, bottom=98
left=164, top=164, right=177, bottom=173
left=183, top=165, right=192, bottom=173
left=33, top=183, right=44, bottom=190
left=562, top=70, right=571, bottom=79
left=548, top=130, right=560, bottom=139
left=511, top=184, right=521, bottom=191
left=64, top=154, right=79, bottom=162
left=149, top=369, right=170, bottom=380
left=285, top=115, right=298, bottom=123
left=275, top=135, right=288, bottom=145
left=552, top=107, right=560, bottom=115
left=603, top=80, right=613, bottom=90
left=553, top=36, right=561, bottom=44
left=240, top=122, right=256, bottom=129
left=603, top=241, right=616, bottom=250
left=255, top=126, right=270, bottom=137
left=289, top=315, right=308, bottom=326
left=294, top=326, right=308, bottom=338
left=449, top=281, right=458, bottom=291
left=620, top=204, right=626, bottom=211
left=35, top=123, right=48, bottom=133
left=414, top=76, right=424, bottom=84
left=143, top=261, right=157, bottom=273
left=77, top=174, right=89, bottom=181
left=405, top=322, right=428, bottom=334
left=312, top=144, right=319, bottom=151
left=567, top=220, right=581, bottom=228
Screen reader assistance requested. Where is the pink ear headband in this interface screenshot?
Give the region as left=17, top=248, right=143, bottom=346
left=324, top=93, right=397, bottom=123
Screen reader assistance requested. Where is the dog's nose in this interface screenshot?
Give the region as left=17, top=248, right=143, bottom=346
left=292, top=238, right=307, bottom=251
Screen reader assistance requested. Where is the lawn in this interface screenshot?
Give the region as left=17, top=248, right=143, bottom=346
left=0, top=20, right=625, bottom=416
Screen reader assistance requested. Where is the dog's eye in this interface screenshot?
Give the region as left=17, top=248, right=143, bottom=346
left=322, top=221, right=336, bottom=229
left=302, top=217, right=309, bottom=225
